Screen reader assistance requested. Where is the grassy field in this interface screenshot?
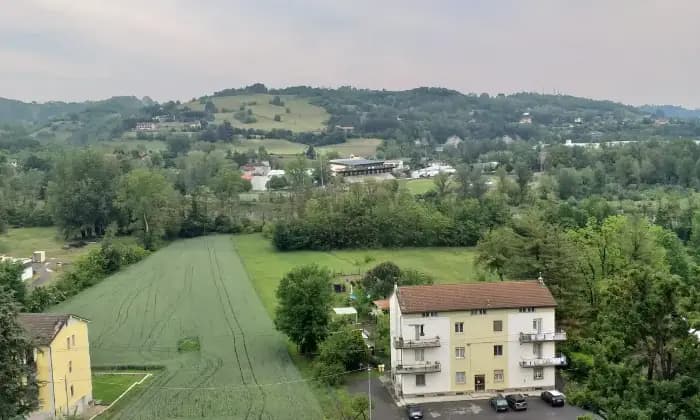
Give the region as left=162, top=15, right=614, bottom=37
left=234, top=234, right=487, bottom=317
left=54, top=236, right=322, bottom=419
left=231, top=137, right=382, bottom=157
left=0, top=227, right=97, bottom=261
left=400, top=178, right=436, bottom=195
left=318, top=138, right=382, bottom=157
left=231, top=138, right=306, bottom=155
left=93, top=373, right=148, bottom=404
left=183, top=94, right=329, bottom=132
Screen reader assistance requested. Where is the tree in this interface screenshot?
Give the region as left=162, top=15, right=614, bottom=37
left=267, top=175, right=288, bottom=190
left=305, top=145, right=317, bottom=160
left=216, top=121, right=235, bottom=142
left=361, top=262, right=401, bottom=298
left=117, top=169, right=180, bottom=249
left=433, top=172, right=452, bottom=200
left=0, top=261, right=26, bottom=306
left=48, top=150, right=120, bottom=239
left=0, top=287, right=39, bottom=417
left=514, top=162, right=533, bottom=201
left=274, top=265, right=332, bottom=354
left=274, top=114, right=282, bottom=122
left=166, top=135, right=191, bottom=156
left=204, top=100, right=218, bottom=114
left=476, top=227, right=519, bottom=280
left=318, top=324, right=369, bottom=371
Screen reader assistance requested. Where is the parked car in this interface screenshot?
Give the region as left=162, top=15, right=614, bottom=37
left=541, top=390, right=566, bottom=407
left=489, top=394, right=509, bottom=412
left=406, top=404, right=424, bottom=419
left=505, top=394, right=528, bottom=411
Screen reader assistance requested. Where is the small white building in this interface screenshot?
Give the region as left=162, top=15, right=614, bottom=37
left=0, top=256, right=33, bottom=282
left=410, top=163, right=456, bottom=179
left=444, top=135, right=463, bottom=148
left=135, top=122, right=157, bottom=131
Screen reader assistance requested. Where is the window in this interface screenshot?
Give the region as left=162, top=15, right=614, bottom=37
left=421, top=312, right=438, bottom=317
left=70, top=385, right=74, bottom=397
left=414, top=349, right=424, bottom=362
left=419, top=325, right=425, bottom=336
left=455, top=347, right=465, bottom=359
left=493, top=320, right=502, bottom=332
left=494, top=369, right=504, bottom=382
left=534, top=367, right=544, bottom=380
left=493, top=345, right=503, bottom=356
left=470, top=309, right=487, bottom=315
left=533, top=343, right=542, bottom=357
left=415, top=374, right=426, bottom=386
left=71, top=335, right=75, bottom=346
left=67, top=337, right=70, bottom=349
left=454, top=322, right=464, bottom=333
left=519, top=307, right=535, bottom=313
left=533, top=318, right=542, bottom=332
left=455, top=371, right=466, bottom=384
left=68, top=361, right=72, bottom=373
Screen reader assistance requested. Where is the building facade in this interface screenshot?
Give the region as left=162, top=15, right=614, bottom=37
left=389, top=280, right=565, bottom=398
left=19, top=313, right=93, bottom=419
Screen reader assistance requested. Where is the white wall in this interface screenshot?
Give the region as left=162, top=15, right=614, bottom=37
left=395, top=313, right=451, bottom=395
left=507, top=309, right=556, bottom=389
left=21, top=266, right=33, bottom=282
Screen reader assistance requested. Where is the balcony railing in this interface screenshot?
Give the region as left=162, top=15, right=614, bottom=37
left=395, top=361, right=441, bottom=374
left=519, top=331, right=567, bottom=342
left=393, top=336, right=441, bottom=349
left=520, top=355, right=567, bottom=368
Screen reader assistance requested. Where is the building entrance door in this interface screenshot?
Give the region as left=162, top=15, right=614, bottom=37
left=474, top=374, right=486, bottom=392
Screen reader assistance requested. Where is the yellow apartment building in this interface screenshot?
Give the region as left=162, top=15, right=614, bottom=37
left=19, top=313, right=93, bottom=419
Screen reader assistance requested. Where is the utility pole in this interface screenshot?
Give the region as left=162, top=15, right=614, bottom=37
left=367, top=366, right=372, bottom=420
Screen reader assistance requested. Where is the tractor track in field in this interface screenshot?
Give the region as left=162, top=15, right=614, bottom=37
left=211, top=241, right=268, bottom=420
left=204, top=240, right=254, bottom=420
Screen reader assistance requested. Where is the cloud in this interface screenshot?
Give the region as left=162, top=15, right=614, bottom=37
left=0, top=0, right=699, bottom=107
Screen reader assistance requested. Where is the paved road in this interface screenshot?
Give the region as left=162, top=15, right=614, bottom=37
left=347, top=377, right=595, bottom=419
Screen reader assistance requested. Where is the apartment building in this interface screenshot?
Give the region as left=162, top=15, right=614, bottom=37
left=19, top=313, right=93, bottom=419
left=389, top=280, right=566, bottom=398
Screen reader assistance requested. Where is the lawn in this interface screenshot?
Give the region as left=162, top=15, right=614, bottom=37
left=183, top=94, right=330, bottom=132
left=0, top=227, right=97, bottom=262
left=400, top=178, right=436, bottom=195
left=92, top=373, right=148, bottom=404
left=54, top=236, right=322, bottom=419
left=231, top=138, right=306, bottom=155
left=233, top=234, right=489, bottom=317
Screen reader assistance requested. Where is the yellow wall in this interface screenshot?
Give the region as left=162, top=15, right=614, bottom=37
left=449, top=309, right=509, bottom=392
left=36, top=318, right=93, bottom=417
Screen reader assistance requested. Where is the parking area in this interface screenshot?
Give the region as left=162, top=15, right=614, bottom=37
left=347, top=377, right=596, bottom=419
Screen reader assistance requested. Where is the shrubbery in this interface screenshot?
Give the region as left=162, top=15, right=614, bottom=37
left=272, top=184, right=509, bottom=250
left=26, top=240, right=149, bottom=311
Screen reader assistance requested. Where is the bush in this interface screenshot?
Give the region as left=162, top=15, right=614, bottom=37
left=314, top=361, right=345, bottom=386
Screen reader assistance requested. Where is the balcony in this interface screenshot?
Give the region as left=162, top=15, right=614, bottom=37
left=519, top=331, right=567, bottom=343
left=395, top=361, right=441, bottom=374
left=393, top=336, right=441, bottom=349
left=520, top=355, right=567, bottom=368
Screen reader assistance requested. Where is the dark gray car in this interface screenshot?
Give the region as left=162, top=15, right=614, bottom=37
left=506, top=394, right=528, bottom=411
left=406, top=404, right=424, bottom=419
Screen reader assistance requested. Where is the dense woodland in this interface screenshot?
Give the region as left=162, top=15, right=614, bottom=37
left=1, top=86, right=700, bottom=418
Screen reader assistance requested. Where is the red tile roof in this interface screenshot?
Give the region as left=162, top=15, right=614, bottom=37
left=396, top=280, right=556, bottom=313
left=372, top=299, right=390, bottom=311
left=18, top=313, right=88, bottom=346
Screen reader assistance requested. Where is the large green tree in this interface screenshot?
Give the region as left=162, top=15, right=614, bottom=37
left=48, top=150, right=120, bottom=238
left=274, top=265, right=332, bottom=354
left=117, top=169, right=181, bottom=249
left=0, top=287, right=39, bottom=417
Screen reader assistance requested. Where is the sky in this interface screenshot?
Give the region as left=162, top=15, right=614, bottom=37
left=1, top=0, right=699, bottom=107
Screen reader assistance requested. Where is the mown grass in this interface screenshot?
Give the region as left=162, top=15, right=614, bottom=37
left=0, top=227, right=97, bottom=262
left=183, top=94, right=330, bottom=132
left=92, top=373, right=147, bottom=404
left=400, top=178, right=436, bottom=195
left=54, top=236, right=322, bottom=419
left=233, top=233, right=488, bottom=317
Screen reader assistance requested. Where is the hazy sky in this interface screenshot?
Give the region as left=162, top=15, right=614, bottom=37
left=1, top=0, right=699, bottom=107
